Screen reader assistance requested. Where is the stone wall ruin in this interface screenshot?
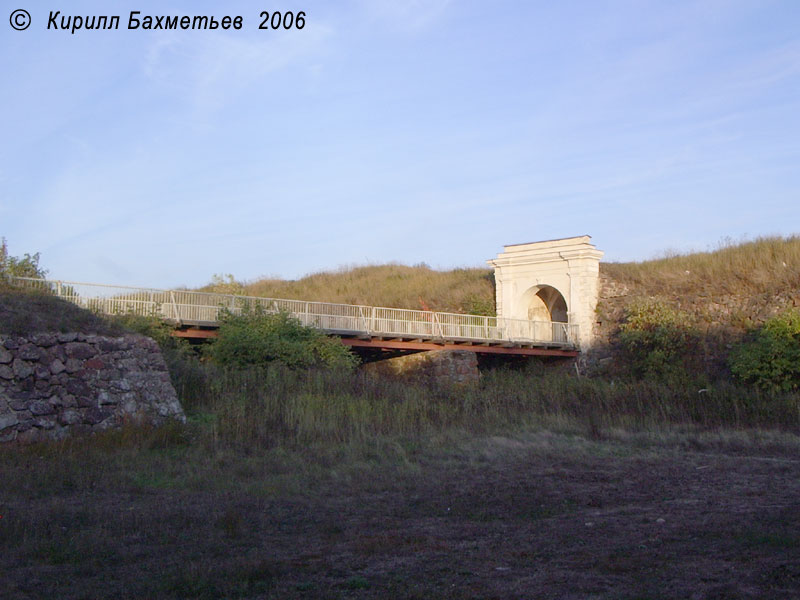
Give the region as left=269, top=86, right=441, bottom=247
left=0, top=333, right=185, bottom=443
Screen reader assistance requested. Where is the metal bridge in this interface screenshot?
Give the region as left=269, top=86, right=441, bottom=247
left=7, top=277, right=579, bottom=357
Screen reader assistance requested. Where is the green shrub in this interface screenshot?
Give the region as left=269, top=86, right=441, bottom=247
left=207, top=306, right=359, bottom=371
left=618, top=300, right=698, bottom=380
left=729, top=310, right=800, bottom=392
left=464, top=293, right=495, bottom=316
left=0, top=238, right=47, bottom=279
left=206, top=273, right=245, bottom=295
left=107, top=312, right=194, bottom=357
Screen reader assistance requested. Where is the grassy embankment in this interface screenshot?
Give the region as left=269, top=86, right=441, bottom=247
left=203, top=263, right=497, bottom=315
left=207, top=235, right=800, bottom=323
left=0, top=284, right=124, bottom=336
left=602, top=235, right=800, bottom=300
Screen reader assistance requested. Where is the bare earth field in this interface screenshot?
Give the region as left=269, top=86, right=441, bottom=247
left=2, top=431, right=799, bottom=599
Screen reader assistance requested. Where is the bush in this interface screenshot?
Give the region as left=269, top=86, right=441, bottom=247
left=729, top=310, right=800, bottom=392
left=618, top=300, right=698, bottom=380
left=205, top=273, right=245, bottom=295
left=207, top=306, right=359, bottom=371
left=0, top=238, right=47, bottom=279
left=464, top=293, right=495, bottom=316
left=107, top=312, right=194, bottom=358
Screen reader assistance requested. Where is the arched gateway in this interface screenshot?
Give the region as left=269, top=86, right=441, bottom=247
left=487, top=236, right=603, bottom=348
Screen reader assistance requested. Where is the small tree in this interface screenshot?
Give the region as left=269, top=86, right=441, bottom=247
left=0, top=238, right=47, bottom=278
left=208, top=306, right=359, bottom=371
left=207, top=273, right=244, bottom=295
left=618, top=299, right=698, bottom=380
left=729, top=309, right=800, bottom=392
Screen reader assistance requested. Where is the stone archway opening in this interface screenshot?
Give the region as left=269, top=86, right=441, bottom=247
left=525, top=285, right=568, bottom=323
left=518, top=284, right=570, bottom=342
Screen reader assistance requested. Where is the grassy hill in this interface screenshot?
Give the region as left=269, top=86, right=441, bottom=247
left=597, top=236, right=800, bottom=338
left=593, top=236, right=800, bottom=379
left=0, top=283, right=124, bottom=336
left=4, top=235, right=796, bottom=338
left=4, top=234, right=797, bottom=376
left=203, top=264, right=497, bottom=315
left=205, top=236, right=799, bottom=325
left=601, top=236, right=800, bottom=302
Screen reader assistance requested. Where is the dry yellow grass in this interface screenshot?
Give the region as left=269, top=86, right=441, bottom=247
left=601, top=236, right=800, bottom=298
left=212, top=264, right=497, bottom=315
left=197, top=236, right=800, bottom=320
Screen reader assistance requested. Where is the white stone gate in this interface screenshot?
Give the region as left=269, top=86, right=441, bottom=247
left=487, top=236, right=603, bottom=348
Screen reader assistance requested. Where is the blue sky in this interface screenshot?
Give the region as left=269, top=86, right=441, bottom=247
left=2, top=0, right=798, bottom=288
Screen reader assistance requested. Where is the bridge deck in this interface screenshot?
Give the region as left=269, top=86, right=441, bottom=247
left=8, top=277, right=580, bottom=353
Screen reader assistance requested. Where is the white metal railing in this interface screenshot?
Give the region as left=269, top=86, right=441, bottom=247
left=5, top=276, right=579, bottom=347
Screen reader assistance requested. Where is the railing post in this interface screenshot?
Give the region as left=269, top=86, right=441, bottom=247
left=358, top=306, right=368, bottom=335
left=169, top=291, right=181, bottom=324
left=432, top=312, right=444, bottom=339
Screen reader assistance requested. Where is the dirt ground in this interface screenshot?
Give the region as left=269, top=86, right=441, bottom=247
left=2, top=431, right=799, bottom=599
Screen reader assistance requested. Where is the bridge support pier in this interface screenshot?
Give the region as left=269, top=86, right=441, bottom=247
left=362, top=350, right=481, bottom=386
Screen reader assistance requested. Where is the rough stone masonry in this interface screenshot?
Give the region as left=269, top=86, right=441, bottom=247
left=363, top=349, right=481, bottom=386
left=0, top=333, right=185, bottom=443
